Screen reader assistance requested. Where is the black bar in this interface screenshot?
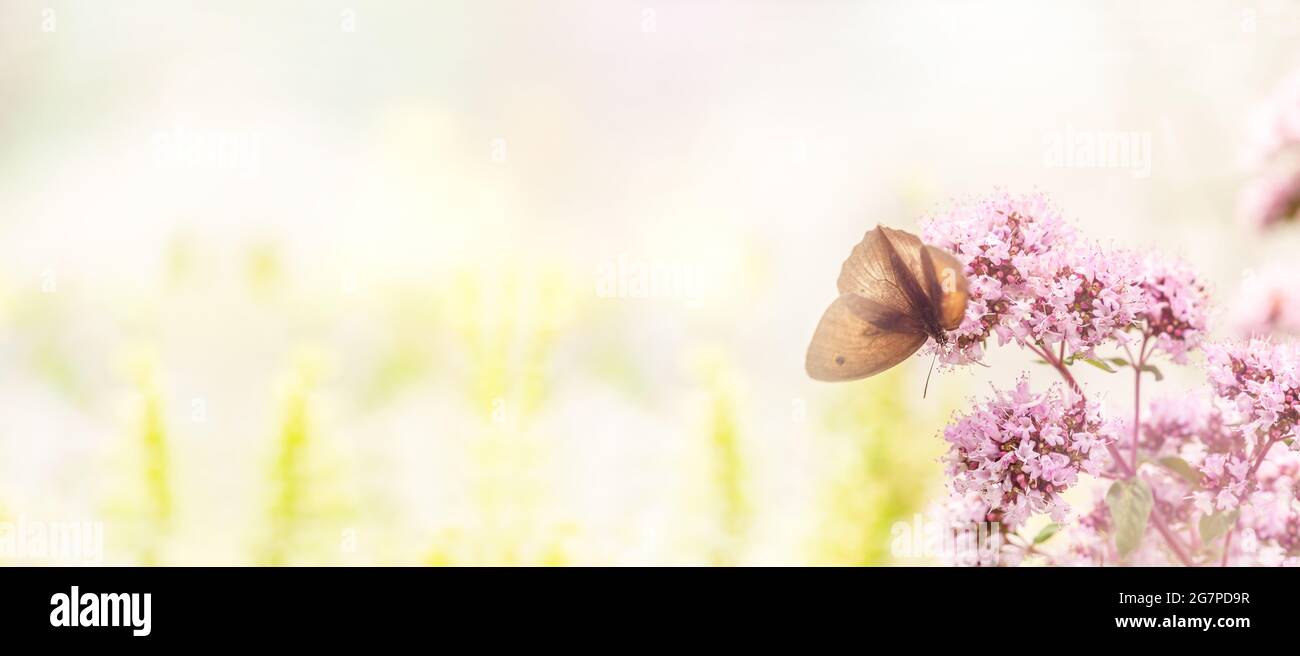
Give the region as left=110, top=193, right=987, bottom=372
left=3, top=566, right=1291, bottom=643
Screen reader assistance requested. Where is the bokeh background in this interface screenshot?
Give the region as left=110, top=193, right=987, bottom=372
left=3, top=0, right=1300, bottom=564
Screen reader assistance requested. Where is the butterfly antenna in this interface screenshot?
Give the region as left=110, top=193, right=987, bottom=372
left=923, top=352, right=938, bottom=398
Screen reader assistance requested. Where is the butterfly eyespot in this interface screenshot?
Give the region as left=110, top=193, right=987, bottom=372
left=834, top=356, right=846, bottom=365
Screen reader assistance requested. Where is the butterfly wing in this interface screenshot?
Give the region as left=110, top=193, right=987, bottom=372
left=837, top=225, right=934, bottom=317
left=922, top=245, right=970, bottom=331
left=805, top=293, right=927, bottom=381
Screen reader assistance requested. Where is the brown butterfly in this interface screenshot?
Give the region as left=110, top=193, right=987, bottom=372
left=805, top=225, right=970, bottom=384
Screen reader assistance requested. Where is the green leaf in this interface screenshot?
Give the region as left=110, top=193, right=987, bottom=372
left=1199, top=510, right=1239, bottom=546
left=1106, top=478, right=1154, bottom=558
left=1033, top=523, right=1061, bottom=544
left=1139, top=364, right=1164, bottom=382
left=1108, top=357, right=1164, bottom=381
left=1080, top=357, right=1118, bottom=373
left=1158, top=457, right=1201, bottom=488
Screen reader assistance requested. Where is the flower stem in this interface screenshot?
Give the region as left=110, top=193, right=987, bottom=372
left=1221, top=527, right=1234, bottom=567
left=1248, top=437, right=1279, bottom=479
left=1129, top=336, right=1149, bottom=471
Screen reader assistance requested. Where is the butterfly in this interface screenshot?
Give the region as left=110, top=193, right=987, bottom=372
left=805, top=225, right=970, bottom=384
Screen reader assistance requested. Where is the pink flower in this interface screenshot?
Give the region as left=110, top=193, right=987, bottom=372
left=1239, top=68, right=1300, bottom=232
left=1061, top=484, right=1180, bottom=566
left=1136, top=254, right=1210, bottom=363
left=928, top=492, right=1014, bottom=567
left=1037, top=244, right=1145, bottom=358
left=1237, top=167, right=1300, bottom=231
left=1231, top=267, right=1300, bottom=338
left=1238, top=447, right=1300, bottom=561
left=1060, top=492, right=1115, bottom=565
left=1189, top=451, right=1251, bottom=513
left=1243, top=70, right=1300, bottom=168
left=943, top=377, right=1112, bottom=527
left=1118, top=395, right=1217, bottom=461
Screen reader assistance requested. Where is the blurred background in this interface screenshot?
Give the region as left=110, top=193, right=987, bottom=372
left=2, top=0, right=1300, bottom=565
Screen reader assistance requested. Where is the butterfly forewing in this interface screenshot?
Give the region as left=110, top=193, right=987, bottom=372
left=836, top=226, right=929, bottom=318
left=805, top=293, right=927, bottom=381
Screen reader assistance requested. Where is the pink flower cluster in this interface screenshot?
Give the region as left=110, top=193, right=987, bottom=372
left=1136, top=255, right=1210, bottom=364
left=920, top=192, right=1077, bottom=363
left=1057, top=338, right=1300, bottom=565
left=1033, top=246, right=1145, bottom=359
left=929, top=492, right=1016, bottom=567
left=1238, top=448, right=1300, bottom=565
left=1239, top=70, right=1300, bottom=230
left=1238, top=168, right=1300, bottom=231
left=1222, top=72, right=1300, bottom=553
left=1065, top=393, right=1296, bottom=565
left=1131, top=396, right=1213, bottom=460
left=1231, top=267, right=1300, bottom=338
left=921, top=192, right=1209, bottom=366
left=1244, top=69, right=1300, bottom=168
left=942, top=377, right=1112, bottom=527
left=1206, top=339, right=1300, bottom=446
left=1128, top=398, right=1249, bottom=518
left=916, top=189, right=1300, bottom=566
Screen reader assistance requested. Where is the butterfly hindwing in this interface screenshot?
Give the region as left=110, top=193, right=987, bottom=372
left=805, top=293, right=927, bottom=381
left=923, top=245, right=969, bottom=331
left=920, top=246, right=944, bottom=309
